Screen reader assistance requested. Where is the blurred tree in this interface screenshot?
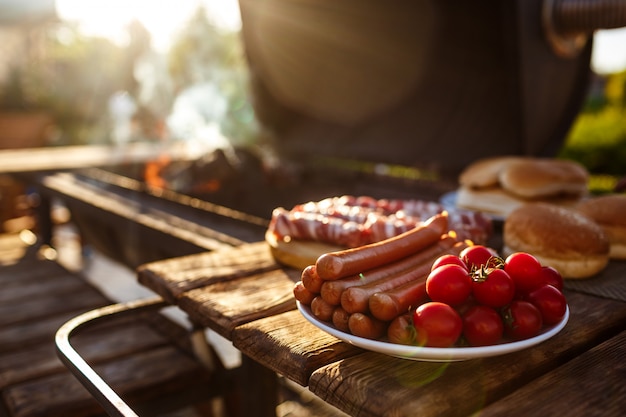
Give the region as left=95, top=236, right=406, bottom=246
left=166, top=5, right=258, bottom=145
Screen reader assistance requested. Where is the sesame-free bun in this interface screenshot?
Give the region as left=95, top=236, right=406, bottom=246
left=503, top=203, right=610, bottom=279
left=498, top=159, right=588, bottom=199
left=456, top=157, right=589, bottom=218
left=459, top=156, right=525, bottom=188
left=576, top=194, right=626, bottom=260
left=265, top=230, right=343, bottom=270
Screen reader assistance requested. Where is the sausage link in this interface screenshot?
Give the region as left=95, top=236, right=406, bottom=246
left=332, top=307, right=351, bottom=332
left=341, top=261, right=432, bottom=314
left=310, top=296, right=335, bottom=322
left=369, top=242, right=468, bottom=321
left=387, top=313, right=418, bottom=345
left=301, top=264, right=323, bottom=293
left=320, top=235, right=456, bottom=305
left=293, top=281, right=315, bottom=305
left=348, top=313, right=388, bottom=339
left=369, top=279, right=428, bottom=321
left=315, top=213, right=448, bottom=280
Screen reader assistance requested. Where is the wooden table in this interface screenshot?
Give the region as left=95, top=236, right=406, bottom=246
left=136, top=237, right=626, bottom=417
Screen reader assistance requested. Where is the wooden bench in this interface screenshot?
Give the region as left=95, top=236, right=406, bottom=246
left=0, top=237, right=224, bottom=417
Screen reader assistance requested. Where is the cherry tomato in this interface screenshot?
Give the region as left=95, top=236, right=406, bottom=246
left=426, top=264, right=472, bottom=306
left=539, top=266, right=564, bottom=291
left=431, top=254, right=468, bottom=272
left=412, top=302, right=462, bottom=347
left=462, top=305, right=504, bottom=346
left=504, top=252, right=544, bottom=295
left=527, top=285, right=567, bottom=325
left=502, top=300, right=543, bottom=340
left=460, top=245, right=500, bottom=271
left=471, top=268, right=515, bottom=308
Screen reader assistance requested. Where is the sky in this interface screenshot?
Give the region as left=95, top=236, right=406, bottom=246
left=55, top=0, right=241, bottom=51
left=54, top=0, right=626, bottom=74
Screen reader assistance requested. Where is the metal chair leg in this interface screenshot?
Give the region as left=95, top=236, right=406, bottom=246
left=55, top=296, right=168, bottom=417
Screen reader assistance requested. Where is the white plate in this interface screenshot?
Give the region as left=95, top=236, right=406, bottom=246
left=440, top=191, right=506, bottom=222
left=297, top=302, right=569, bottom=362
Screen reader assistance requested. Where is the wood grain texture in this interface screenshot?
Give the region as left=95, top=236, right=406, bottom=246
left=308, top=291, right=626, bottom=417
left=179, top=268, right=299, bottom=338
left=478, top=330, right=626, bottom=417
left=232, top=309, right=362, bottom=386
left=137, top=241, right=279, bottom=303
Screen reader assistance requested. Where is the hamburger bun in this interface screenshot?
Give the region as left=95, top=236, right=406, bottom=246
left=456, top=157, right=589, bottom=218
left=265, top=230, right=344, bottom=270
left=576, top=194, right=626, bottom=260
left=503, top=203, right=610, bottom=279
left=459, top=156, right=525, bottom=188
left=498, top=159, right=588, bottom=199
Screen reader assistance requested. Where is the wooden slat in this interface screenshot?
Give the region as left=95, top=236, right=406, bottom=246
left=0, top=144, right=197, bottom=174
left=232, top=309, right=362, bottom=386
left=137, top=241, right=279, bottom=303
left=178, top=267, right=299, bottom=339
left=3, top=345, right=212, bottom=417
left=306, top=291, right=626, bottom=417
left=0, top=285, right=109, bottom=328
left=0, top=322, right=169, bottom=389
left=478, top=330, right=626, bottom=417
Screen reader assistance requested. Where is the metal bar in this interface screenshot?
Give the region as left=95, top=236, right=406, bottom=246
left=55, top=296, right=168, bottom=417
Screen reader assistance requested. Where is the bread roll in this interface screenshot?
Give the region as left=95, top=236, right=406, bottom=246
left=498, top=159, right=588, bottom=199
left=266, top=230, right=344, bottom=270
left=459, top=156, right=524, bottom=188
left=503, top=203, right=610, bottom=279
left=576, top=194, right=626, bottom=260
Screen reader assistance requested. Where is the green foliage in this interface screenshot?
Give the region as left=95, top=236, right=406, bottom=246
left=559, top=70, right=626, bottom=180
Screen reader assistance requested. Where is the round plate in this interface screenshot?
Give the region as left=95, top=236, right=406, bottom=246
left=297, top=302, right=569, bottom=361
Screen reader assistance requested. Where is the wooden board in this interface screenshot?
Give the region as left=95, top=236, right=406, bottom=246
left=306, top=291, right=626, bottom=417
left=478, top=330, right=626, bottom=417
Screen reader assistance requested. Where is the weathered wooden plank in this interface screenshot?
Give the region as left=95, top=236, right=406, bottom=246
left=0, top=144, right=196, bottom=174
left=0, top=323, right=168, bottom=389
left=232, top=309, right=363, bottom=386
left=178, top=268, right=299, bottom=339
left=307, top=291, right=626, bottom=417
left=0, top=285, right=109, bottom=328
left=137, top=241, right=279, bottom=303
left=3, top=345, right=212, bottom=417
left=478, top=330, right=626, bottom=417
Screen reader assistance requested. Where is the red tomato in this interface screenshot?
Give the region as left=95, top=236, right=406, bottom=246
left=527, top=285, right=567, bottom=325
left=426, top=264, right=472, bottom=306
left=539, top=266, right=564, bottom=291
left=471, top=268, right=515, bottom=308
left=431, top=254, right=468, bottom=272
left=504, top=252, right=544, bottom=295
left=412, top=302, right=463, bottom=347
left=460, top=245, right=500, bottom=271
left=462, top=305, right=504, bottom=346
left=502, top=300, right=543, bottom=340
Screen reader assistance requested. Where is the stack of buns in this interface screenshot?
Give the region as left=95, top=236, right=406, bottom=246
left=456, top=156, right=589, bottom=217
left=576, top=194, right=626, bottom=261
left=503, top=194, right=625, bottom=279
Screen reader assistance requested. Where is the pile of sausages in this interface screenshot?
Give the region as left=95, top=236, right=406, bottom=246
left=293, top=213, right=469, bottom=340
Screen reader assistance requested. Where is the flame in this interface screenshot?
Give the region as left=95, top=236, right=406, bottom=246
left=144, top=153, right=170, bottom=189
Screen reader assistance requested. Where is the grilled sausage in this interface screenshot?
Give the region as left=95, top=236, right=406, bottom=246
left=320, top=235, right=456, bottom=305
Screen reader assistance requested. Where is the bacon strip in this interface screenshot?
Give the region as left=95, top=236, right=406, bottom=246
left=268, top=195, right=492, bottom=247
